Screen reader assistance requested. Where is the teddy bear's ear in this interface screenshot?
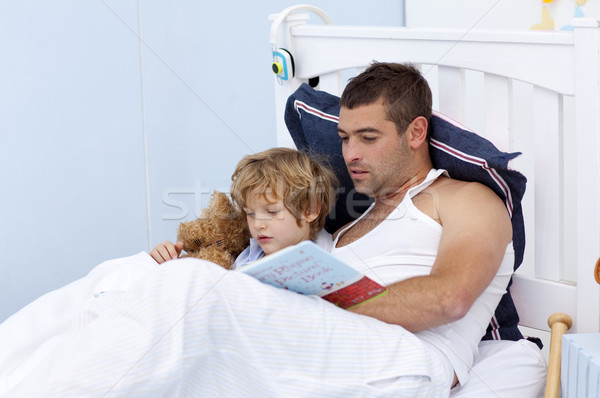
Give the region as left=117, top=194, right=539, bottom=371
left=210, top=191, right=230, bottom=208
left=175, top=191, right=225, bottom=240
left=212, top=191, right=228, bottom=203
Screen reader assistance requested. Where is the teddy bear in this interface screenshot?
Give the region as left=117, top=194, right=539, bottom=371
left=176, top=191, right=251, bottom=269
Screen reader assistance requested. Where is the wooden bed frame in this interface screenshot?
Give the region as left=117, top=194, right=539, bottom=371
left=269, top=5, right=600, bottom=396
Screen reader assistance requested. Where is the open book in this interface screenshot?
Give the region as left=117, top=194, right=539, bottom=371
left=238, top=241, right=387, bottom=309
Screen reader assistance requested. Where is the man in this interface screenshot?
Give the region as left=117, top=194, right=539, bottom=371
left=333, top=62, right=514, bottom=388
left=1, top=64, right=542, bottom=398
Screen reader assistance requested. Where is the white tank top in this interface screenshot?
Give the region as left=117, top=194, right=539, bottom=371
left=331, top=169, right=514, bottom=385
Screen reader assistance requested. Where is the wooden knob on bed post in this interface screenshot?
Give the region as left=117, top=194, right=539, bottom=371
left=545, top=312, right=573, bottom=398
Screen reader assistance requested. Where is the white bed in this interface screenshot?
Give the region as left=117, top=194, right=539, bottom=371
left=269, top=4, right=600, bottom=395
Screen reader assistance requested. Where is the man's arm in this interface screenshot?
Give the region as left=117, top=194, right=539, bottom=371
left=349, top=180, right=512, bottom=332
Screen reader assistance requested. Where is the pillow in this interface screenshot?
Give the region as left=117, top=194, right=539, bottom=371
left=284, top=86, right=374, bottom=234
left=284, top=83, right=528, bottom=343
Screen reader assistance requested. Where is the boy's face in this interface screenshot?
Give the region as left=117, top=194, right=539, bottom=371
left=243, top=190, right=316, bottom=256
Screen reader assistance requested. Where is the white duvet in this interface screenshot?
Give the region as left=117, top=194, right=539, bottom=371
left=0, top=252, right=445, bottom=397
left=0, top=252, right=547, bottom=397
left=0, top=252, right=159, bottom=395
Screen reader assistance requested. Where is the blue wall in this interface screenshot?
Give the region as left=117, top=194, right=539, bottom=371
left=0, top=1, right=404, bottom=322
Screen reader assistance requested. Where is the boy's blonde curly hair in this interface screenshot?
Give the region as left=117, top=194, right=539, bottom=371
left=230, top=148, right=338, bottom=240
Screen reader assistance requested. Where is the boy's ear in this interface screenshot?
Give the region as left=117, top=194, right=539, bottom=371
left=304, top=203, right=321, bottom=223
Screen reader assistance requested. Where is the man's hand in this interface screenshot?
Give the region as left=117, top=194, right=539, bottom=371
left=150, top=241, right=184, bottom=264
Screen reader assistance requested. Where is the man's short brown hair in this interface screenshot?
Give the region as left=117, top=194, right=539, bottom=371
left=340, top=62, right=432, bottom=138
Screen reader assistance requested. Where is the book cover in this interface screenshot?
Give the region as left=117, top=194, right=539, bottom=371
left=238, top=241, right=387, bottom=309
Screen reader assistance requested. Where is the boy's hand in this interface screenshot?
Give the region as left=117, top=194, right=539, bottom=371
left=150, top=241, right=184, bottom=264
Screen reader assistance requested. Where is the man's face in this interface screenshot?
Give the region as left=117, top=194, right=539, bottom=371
left=337, top=101, right=411, bottom=199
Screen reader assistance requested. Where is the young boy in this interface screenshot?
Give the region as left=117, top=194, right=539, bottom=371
left=0, top=148, right=339, bottom=396
left=150, top=147, right=338, bottom=267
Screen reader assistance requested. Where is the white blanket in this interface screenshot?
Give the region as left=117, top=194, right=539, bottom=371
left=0, top=252, right=158, bottom=394
left=0, top=253, right=546, bottom=397
left=0, top=253, right=450, bottom=397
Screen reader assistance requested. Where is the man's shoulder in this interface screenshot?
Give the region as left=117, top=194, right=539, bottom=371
left=430, top=175, right=513, bottom=248
left=428, top=175, right=493, bottom=196
left=427, top=175, right=507, bottom=213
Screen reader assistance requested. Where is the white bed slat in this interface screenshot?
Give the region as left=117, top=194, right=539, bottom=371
left=422, top=65, right=440, bottom=113
left=437, top=66, right=464, bottom=123
left=483, top=74, right=510, bottom=153
left=317, top=72, right=343, bottom=97
left=533, top=87, right=562, bottom=282
left=510, top=81, right=536, bottom=278
left=561, top=96, right=577, bottom=283
left=463, top=70, right=485, bottom=137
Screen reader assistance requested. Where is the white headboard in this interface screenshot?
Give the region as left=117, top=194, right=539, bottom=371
left=269, top=6, right=600, bottom=337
